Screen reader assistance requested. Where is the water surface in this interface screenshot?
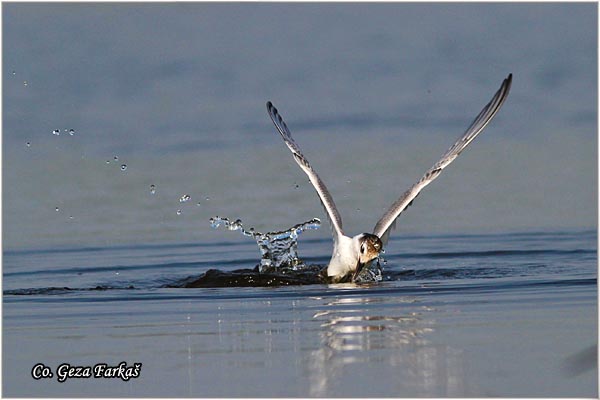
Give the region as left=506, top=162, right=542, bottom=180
left=3, top=230, right=597, bottom=397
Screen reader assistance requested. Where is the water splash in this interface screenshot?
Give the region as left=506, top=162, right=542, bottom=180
left=208, top=216, right=385, bottom=284
left=353, top=258, right=384, bottom=283
left=120, top=164, right=127, bottom=171
left=179, top=194, right=191, bottom=203
left=209, top=216, right=321, bottom=272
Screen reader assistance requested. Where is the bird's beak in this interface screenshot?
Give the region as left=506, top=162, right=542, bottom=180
left=352, top=261, right=365, bottom=282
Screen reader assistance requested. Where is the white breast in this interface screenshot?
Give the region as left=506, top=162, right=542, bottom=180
left=327, top=235, right=359, bottom=278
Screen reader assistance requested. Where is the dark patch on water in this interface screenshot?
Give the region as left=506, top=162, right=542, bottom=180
left=168, top=265, right=327, bottom=288
left=561, top=345, right=598, bottom=377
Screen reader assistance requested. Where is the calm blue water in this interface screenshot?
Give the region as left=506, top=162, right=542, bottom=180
left=3, top=229, right=597, bottom=396
left=3, top=3, right=597, bottom=397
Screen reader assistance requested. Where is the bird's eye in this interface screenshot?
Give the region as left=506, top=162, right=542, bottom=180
left=360, top=244, right=365, bottom=254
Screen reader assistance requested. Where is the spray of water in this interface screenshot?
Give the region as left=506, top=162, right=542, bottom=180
left=209, top=216, right=321, bottom=273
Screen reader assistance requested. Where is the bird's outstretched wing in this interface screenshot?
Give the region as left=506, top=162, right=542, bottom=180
left=373, top=73, right=513, bottom=244
left=267, top=101, right=345, bottom=242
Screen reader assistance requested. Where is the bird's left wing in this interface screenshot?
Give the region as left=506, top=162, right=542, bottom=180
left=373, top=74, right=513, bottom=244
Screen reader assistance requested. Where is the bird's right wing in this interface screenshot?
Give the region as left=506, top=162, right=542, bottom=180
left=267, top=101, right=345, bottom=243
left=373, top=74, right=513, bottom=244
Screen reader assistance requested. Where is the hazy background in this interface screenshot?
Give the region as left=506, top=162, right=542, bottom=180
left=3, top=3, right=597, bottom=251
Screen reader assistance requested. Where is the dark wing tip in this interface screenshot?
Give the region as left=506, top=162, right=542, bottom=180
left=267, top=102, right=280, bottom=117
left=504, top=73, right=513, bottom=90
left=496, top=73, right=513, bottom=109
left=266, top=101, right=282, bottom=122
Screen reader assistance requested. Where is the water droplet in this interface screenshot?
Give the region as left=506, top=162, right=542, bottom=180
left=106, top=160, right=110, bottom=164
left=356, top=208, right=361, bottom=212
left=55, top=207, right=60, bottom=212
left=68, top=129, right=75, bottom=136
left=196, top=202, right=201, bottom=206
left=176, top=209, right=182, bottom=215
left=120, top=164, right=127, bottom=171
left=295, top=184, right=299, bottom=189
left=52, top=129, right=60, bottom=135
left=150, top=184, right=156, bottom=194
left=346, top=179, right=351, bottom=184
left=179, top=194, right=191, bottom=203
left=11, top=70, right=16, bottom=75
left=205, top=196, right=210, bottom=201
left=113, top=155, right=119, bottom=161
left=26, top=142, right=31, bottom=147
left=23, top=81, right=28, bottom=87
left=69, top=215, right=74, bottom=220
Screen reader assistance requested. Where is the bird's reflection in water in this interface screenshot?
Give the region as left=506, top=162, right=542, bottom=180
left=308, top=293, right=467, bottom=397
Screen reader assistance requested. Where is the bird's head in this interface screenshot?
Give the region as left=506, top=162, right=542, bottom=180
left=353, top=233, right=383, bottom=281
